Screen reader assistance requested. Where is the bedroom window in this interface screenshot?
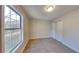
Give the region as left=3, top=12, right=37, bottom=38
left=4, top=6, right=23, bottom=52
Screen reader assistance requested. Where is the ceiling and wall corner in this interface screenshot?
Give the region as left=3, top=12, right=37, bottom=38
left=21, top=5, right=79, bottom=21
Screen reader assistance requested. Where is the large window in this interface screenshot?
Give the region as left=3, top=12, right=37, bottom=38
left=4, top=6, right=23, bottom=52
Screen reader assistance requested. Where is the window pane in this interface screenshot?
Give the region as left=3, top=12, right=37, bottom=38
left=17, top=14, right=20, bottom=20
left=5, top=6, right=11, bottom=29
left=5, top=30, right=12, bottom=52
left=11, top=10, right=16, bottom=20
left=5, top=17, right=11, bottom=29
left=10, top=9, right=17, bottom=28
left=17, top=15, right=20, bottom=28
left=5, top=6, right=10, bottom=17
left=10, top=19, right=17, bottom=28
left=11, top=29, right=22, bottom=49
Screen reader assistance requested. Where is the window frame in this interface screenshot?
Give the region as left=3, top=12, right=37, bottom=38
left=4, top=5, right=23, bottom=53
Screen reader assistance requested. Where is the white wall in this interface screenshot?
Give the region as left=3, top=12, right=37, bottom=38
left=51, top=9, right=79, bottom=52
left=30, top=19, right=51, bottom=39
left=51, top=22, right=56, bottom=39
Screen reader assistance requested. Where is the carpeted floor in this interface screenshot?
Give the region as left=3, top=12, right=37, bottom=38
left=23, top=38, right=77, bottom=53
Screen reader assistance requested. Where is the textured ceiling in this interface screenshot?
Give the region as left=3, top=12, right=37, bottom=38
left=22, top=5, right=79, bottom=20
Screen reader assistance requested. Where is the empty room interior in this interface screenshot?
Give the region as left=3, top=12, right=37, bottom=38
left=0, top=5, right=79, bottom=53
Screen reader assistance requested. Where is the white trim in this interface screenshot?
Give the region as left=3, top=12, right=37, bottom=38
left=11, top=41, right=23, bottom=53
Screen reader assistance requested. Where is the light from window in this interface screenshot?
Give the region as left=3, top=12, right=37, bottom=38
left=4, top=6, right=23, bottom=52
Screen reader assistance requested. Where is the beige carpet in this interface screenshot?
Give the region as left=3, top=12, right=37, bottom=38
left=23, top=38, right=77, bottom=53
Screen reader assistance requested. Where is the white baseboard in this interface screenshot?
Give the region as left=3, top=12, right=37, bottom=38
left=30, top=37, right=51, bottom=39
left=30, top=37, right=52, bottom=40
left=51, top=38, right=78, bottom=53
left=61, top=41, right=79, bottom=53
